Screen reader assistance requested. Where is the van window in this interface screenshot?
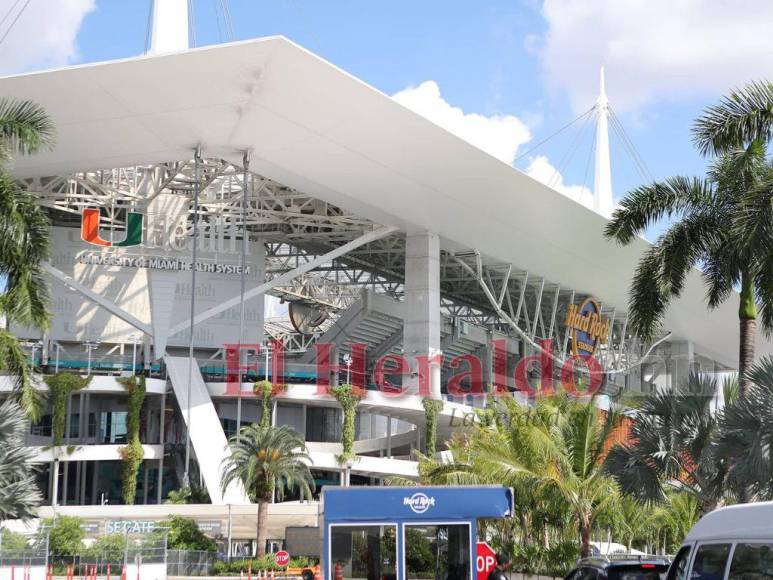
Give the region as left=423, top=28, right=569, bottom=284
left=667, top=546, right=692, bottom=580
left=692, top=544, right=731, bottom=580
left=728, top=543, right=773, bottom=580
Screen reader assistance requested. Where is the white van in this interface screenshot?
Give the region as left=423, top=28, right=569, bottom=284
left=667, top=502, right=773, bottom=580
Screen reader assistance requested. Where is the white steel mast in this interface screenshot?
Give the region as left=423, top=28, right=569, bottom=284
left=593, top=66, right=614, bottom=218
left=149, top=0, right=189, bottom=55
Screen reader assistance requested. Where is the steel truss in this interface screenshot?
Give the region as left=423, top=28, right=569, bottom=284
left=22, top=157, right=654, bottom=372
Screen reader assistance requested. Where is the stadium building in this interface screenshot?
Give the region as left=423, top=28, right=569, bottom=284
left=1, top=0, right=770, bottom=552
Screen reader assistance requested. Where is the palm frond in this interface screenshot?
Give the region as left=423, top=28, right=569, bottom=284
left=717, top=356, right=773, bottom=499
left=693, top=81, right=773, bottom=156
left=0, top=98, right=55, bottom=159
left=605, top=176, right=714, bottom=245
left=0, top=400, right=41, bottom=520
left=0, top=329, right=41, bottom=421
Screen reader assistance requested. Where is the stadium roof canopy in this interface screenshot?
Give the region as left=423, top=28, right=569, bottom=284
left=1, top=35, right=768, bottom=367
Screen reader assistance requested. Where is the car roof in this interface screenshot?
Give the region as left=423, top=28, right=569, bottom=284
left=684, top=501, right=773, bottom=543
left=576, top=558, right=671, bottom=570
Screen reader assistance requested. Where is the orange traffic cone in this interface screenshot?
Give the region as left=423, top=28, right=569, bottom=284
left=120, top=564, right=127, bottom=580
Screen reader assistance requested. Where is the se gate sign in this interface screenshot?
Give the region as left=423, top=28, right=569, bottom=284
left=274, top=551, right=290, bottom=568
left=477, top=542, right=496, bottom=580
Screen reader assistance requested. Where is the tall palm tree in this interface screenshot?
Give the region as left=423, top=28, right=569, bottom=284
left=220, top=424, right=314, bottom=556
left=0, top=399, right=42, bottom=520
left=604, top=374, right=727, bottom=513
left=605, top=143, right=772, bottom=395
left=0, top=98, right=55, bottom=420
left=716, top=355, right=773, bottom=500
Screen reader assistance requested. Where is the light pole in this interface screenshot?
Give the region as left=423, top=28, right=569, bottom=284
left=21, top=340, right=41, bottom=369
left=84, top=341, right=100, bottom=376
left=343, top=353, right=352, bottom=384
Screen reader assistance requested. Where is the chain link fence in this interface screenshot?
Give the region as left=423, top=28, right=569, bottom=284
left=47, top=528, right=169, bottom=579
left=0, top=529, right=50, bottom=580
left=165, top=550, right=216, bottom=577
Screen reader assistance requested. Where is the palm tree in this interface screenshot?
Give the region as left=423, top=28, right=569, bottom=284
left=716, top=355, right=773, bottom=499
left=0, top=98, right=55, bottom=420
left=604, top=374, right=727, bottom=513
left=605, top=142, right=772, bottom=395
left=425, top=396, right=621, bottom=557
left=220, top=424, right=314, bottom=556
left=0, top=399, right=42, bottom=520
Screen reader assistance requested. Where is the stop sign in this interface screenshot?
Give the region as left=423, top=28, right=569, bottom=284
left=274, top=550, right=290, bottom=567
left=476, top=542, right=497, bottom=580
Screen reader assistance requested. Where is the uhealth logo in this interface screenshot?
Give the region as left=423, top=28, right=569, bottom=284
left=403, top=492, right=436, bottom=514
left=81, top=208, right=144, bottom=247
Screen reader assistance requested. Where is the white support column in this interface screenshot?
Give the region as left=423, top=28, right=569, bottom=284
left=403, top=232, right=442, bottom=399
left=149, top=0, right=189, bottom=55
left=386, top=416, right=392, bottom=458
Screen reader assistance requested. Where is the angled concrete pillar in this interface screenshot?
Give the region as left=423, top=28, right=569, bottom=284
left=669, top=341, right=695, bottom=390
left=403, top=232, right=442, bottom=399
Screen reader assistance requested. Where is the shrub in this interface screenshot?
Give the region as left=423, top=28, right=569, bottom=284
left=162, top=515, right=217, bottom=552
left=84, top=534, right=125, bottom=562
left=45, top=516, right=85, bottom=556
left=1, top=530, right=29, bottom=551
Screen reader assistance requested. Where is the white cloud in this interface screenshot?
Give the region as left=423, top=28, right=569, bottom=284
left=537, top=0, right=773, bottom=112
left=0, top=0, right=95, bottom=76
left=392, top=80, right=597, bottom=212
left=525, top=155, right=595, bottom=209
left=392, top=80, right=532, bottom=164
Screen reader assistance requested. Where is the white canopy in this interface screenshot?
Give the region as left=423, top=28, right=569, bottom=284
left=1, top=36, right=767, bottom=366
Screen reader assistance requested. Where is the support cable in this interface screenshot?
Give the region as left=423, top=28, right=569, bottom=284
left=547, top=107, right=595, bottom=190
left=609, top=106, right=655, bottom=183
left=0, top=0, right=31, bottom=48
left=513, top=106, right=594, bottom=164
left=0, top=0, right=22, bottom=33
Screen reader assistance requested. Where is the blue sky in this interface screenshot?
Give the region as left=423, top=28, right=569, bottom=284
left=3, top=0, right=773, bottom=223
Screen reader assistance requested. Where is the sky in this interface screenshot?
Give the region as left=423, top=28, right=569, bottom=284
left=1, top=0, right=773, bottom=229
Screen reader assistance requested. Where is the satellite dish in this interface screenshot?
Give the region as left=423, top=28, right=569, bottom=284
left=288, top=301, right=328, bottom=335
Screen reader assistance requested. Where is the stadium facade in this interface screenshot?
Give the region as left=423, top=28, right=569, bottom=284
left=2, top=0, right=770, bottom=549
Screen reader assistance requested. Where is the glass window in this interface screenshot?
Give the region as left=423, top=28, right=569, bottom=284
left=306, top=407, right=341, bottom=442
left=728, top=543, right=773, bottom=580
left=692, top=544, right=731, bottom=580
left=330, top=525, right=396, bottom=580
left=608, top=565, right=669, bottom=580
left=667, top=547, right=692, bottom=580
left=30, top=414, right=53, bottom=437
left=404, top=524, right=470, bottom=580
left=100, top=411, right=128, bottom=443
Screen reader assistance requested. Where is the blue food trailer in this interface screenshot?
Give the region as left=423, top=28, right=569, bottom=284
left=320, top=486, right=513, bottom=580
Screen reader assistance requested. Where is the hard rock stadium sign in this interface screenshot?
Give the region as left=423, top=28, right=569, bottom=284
left=565, top=298, right=610, bottom=357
